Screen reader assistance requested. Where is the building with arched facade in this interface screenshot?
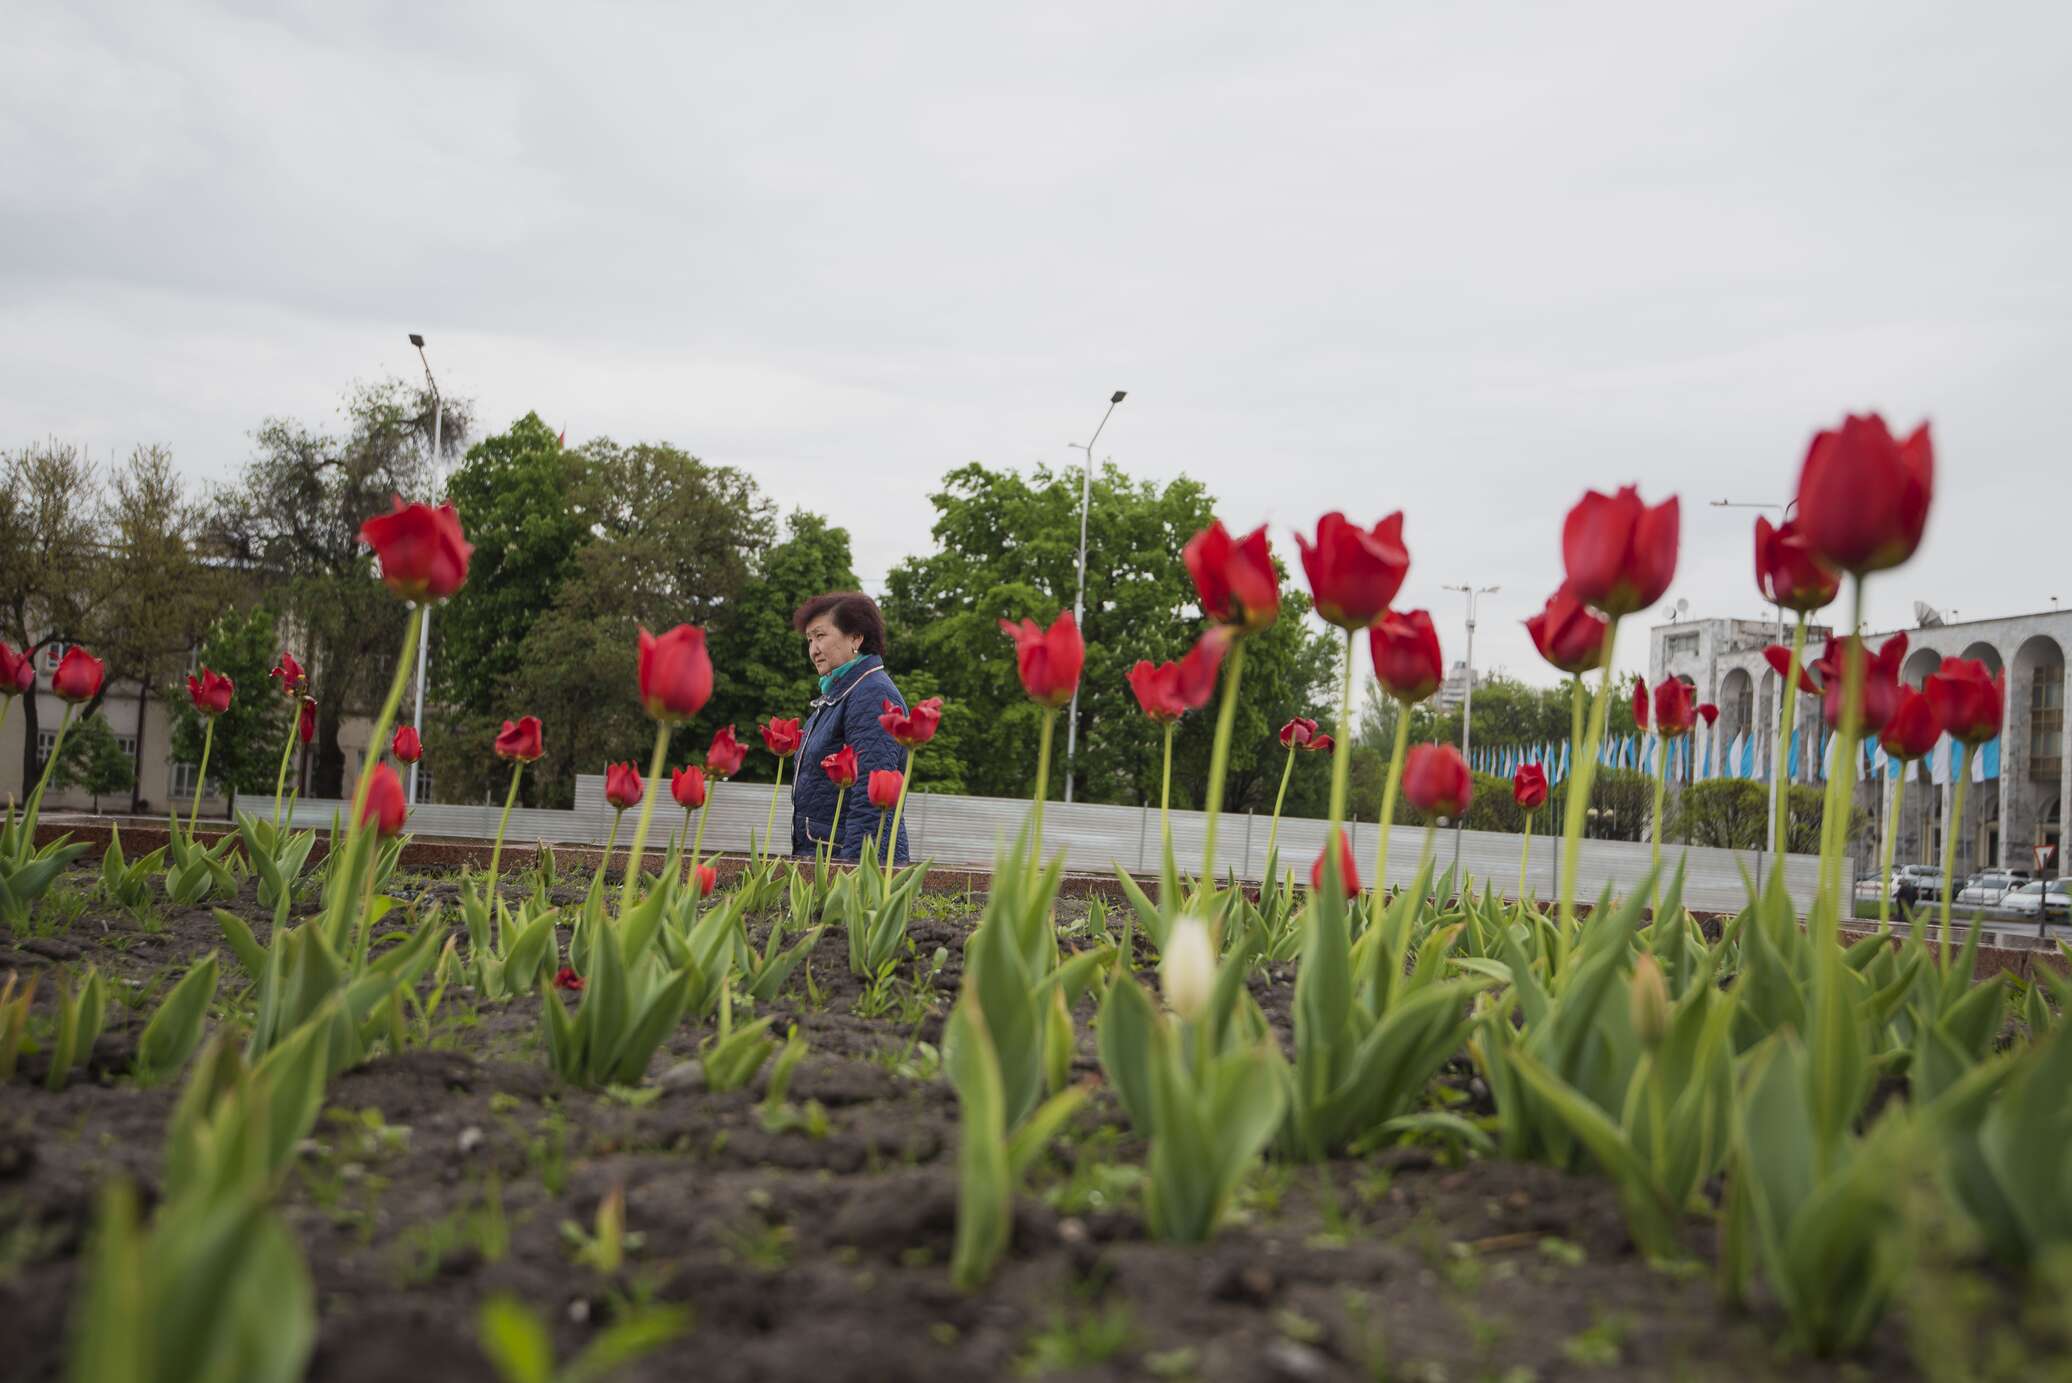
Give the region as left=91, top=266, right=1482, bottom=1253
left=1651, top=609, right=2067, bottom=882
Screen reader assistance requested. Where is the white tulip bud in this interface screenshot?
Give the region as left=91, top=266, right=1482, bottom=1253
left=1160, top=915, right=1217, bottom=1025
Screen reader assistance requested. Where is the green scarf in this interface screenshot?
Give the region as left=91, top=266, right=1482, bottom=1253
left=818, top=654, right=867, bottom=697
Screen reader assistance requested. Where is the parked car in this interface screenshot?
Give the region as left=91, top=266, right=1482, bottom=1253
left=2003, top=879, right=2072, bottom=923
left=1888, top=865, right=1945, bottom=906
left=1956, top=869, right=2033, bottom=908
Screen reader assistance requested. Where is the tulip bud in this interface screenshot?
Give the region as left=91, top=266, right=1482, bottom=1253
left=1160, top=915, right=1217, bottom=1025
left=1629, top=955, right=1670, bottom=1048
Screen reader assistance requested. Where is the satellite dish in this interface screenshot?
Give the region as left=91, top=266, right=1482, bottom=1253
left=1914, top=601, right=1944, bottom=627
left=1675, top=598, right=1690, bottom=616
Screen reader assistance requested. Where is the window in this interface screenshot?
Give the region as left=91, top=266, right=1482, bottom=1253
left=412, top=766, right=434, bottom=801
left=1666, top=632, right=1699, bottom=659
left=35, top=729, right=57, bottom=769
left=2031, top=666, right=2063, bottom=780
left=169, top=760, right=200, bottom=798
left=115, top=735, right=137, bottom=759
left=41, top=642, right=66, bottom=671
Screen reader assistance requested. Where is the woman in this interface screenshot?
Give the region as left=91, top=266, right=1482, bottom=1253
left=790, top=591, right=910, bottom=864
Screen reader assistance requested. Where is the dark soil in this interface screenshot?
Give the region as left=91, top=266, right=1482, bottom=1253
left=0, top=865, right=1929, bottom=1382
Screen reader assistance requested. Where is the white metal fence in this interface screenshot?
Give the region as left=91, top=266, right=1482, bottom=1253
left=282, top=776, right=1833, bottom=912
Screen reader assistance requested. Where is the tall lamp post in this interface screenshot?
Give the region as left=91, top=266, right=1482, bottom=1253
left=1441, top=582, right=1499, bottom=869
left=407, top=333, right=441, bottom=807
left=1711, top=497, right=1794, bottom=857
left=1062, top=389, right=1127, bottom=805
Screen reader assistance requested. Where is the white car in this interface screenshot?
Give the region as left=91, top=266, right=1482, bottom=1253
left=1885, top=865, right=1945, bottom=904
left=2003, top=879, right=2071, bottom=924
left=1956, top=869, right=2032, bottom=908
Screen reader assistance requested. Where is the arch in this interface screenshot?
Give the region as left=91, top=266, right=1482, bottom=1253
left=2011, top=633, right=2065, bottom=872
left=1902, top=646, right=1942, bottom=690
left=1958, top=639, right=2003, bottom=675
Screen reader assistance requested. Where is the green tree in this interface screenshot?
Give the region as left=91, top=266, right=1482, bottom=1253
left=0, top=441, right=115, bottom=792
left=507, top=439, right=774, bottom=807
left=50, top=711, right=134, bottom=811
left=880, top=461, right=1339, bottom=806
left=433, top=414, right=586, bottom=720
left=168, top=606, right=286, bottom=820
left=207, top=380, right=465, bottom=798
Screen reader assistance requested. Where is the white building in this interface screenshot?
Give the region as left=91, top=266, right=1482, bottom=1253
left=1651, top=609, right=2068, bottom=880
left=1434, top=660, right=1476, bottom=715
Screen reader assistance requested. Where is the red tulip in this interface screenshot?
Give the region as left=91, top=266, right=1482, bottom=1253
left=1525, top=589, right=1611, bottom=676
left=1879, top=688, right=1942, bottom=762
left=1370, top=609, right=1443, bottom=704
left=705, top=725, right=746, bottom=780
left=1402, top=744, right=1474, bottom=818
left=186, top=667, right=234, bottom=717
left=392, top=725, right=422, bottom=763
left=1808, top=633, right=1907, bottom=736
left=359, top=762, right=408, bottom=836
left=1295, top=512, right=1409, bottom=630
left=554, top=966, right=585, bottom=993
left=879, top=697, right=944, bottom=748
left=1183, top=520, right=1280, bottom=635
left=1632, top=677, right=1650, bottom=731
left=359, top=495, right=472, bottom=602
left=1279, top=716, right=1319, bottom=749
left=1754, top=516, right=1840, bottom=613
left=605, top=761, right=644, bottom=810
left=822, top=744, right=859, bottom=789
left=671, top=765, right=707, bottom=810
left=1697, top=703, right=1720, bottom=728
left=0, top=642, right=32, bottom=696
left=495, top=716, right=544, bottom=763
left=1128, top=629, right=1229, bottom=723
left=695, top=864, right=717, bottom=897
left=1652, top=678, right=1696, bottom=738
left=269, top=650, right=306, bottom=698
left=1561, top=487, right=1678, bottom=618
left=638, top=625, right=713, bottom=724
left=999, top=611, right=1084, bottom=709
left=1762, top=645, right=1820, bottom=695
left=297, top=696, right=317, bottom=745
left=760, top=716, right=804, bottom=758
left=1306, top=733, right=1335, bottom=754
left=1924, top=657, right=2004, bottom=745
left=53, top=647, right=104, bottom=703
left=1311, top=832, right=1361, bottom=898
left=867, top=769, right=904, bottom=810
left=1513, top=763, right=1548, bottom=811
left=1795, top=414, right=1934, bottom=575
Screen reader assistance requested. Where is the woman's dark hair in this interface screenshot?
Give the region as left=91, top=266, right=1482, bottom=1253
left=792, top=591, right=888, bottom=657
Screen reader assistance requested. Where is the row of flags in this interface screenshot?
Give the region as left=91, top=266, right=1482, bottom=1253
left=1470, top=727, right=2003, bottom=787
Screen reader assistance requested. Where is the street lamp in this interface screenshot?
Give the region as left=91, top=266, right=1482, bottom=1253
left=1711, top=497, right=1795, bottom=857
left=1441, top=582, right=1498, bottom=868
left=407, top=333, right=442, bottom=807
left=1062, top=389, right=1126, bottom=805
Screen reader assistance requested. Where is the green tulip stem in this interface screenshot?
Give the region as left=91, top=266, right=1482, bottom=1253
left=598, top=811, right=623, bottom=888
left=1031, top=707, right=1057, bottom=876
left=689, top=783, right=716, bottom=876
left=487, top=759, right=525, bottom=885
left=345, top=603, right=426, bottom=844
left=762, top=755, right=787, bottom=860
left=1160, top=721, right=1177, bottom=844
left=1558, top=619, right=1622, bottom=975
left=1324, top=630, right=1355, bottom=833
left=1876, top=768, right=1906, bottom=932
left=823, top=786, right=842, bottom=873
left=1650, top=735, right=1670, bottom=914
left=188, top=717, right=217, bottom=833
left=1201, top=638, right=1250, bottom=887
left=883, top=747, right=915, bottom=876
left=617, top=720, right=673, bottom=919
left=1518, top=812, right=1533, bottom=903
left=1938, top=746, right=1975, bottom=967
left=1373, top=709, right=1410, bottom=907
left=1816, top=581, right=1867, bottom=944
left=1770, top=612, right=1810, bottom=855
left=1262, top=740, right=1294, bottom=879
left=21, top=702, right=76, bottom=841
left=270, top=701, right=299, bottom=829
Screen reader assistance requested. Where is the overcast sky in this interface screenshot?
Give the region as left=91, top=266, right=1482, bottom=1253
left=6, top=1, right=2068, bottom=691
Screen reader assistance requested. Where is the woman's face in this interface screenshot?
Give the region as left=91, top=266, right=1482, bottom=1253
left=805, top=615, right=864, bottom=676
